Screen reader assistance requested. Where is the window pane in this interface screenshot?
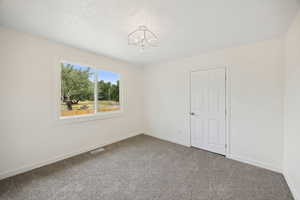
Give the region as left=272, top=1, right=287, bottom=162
left=60, top=63, right=95, bottom=117
left=97, top=70, right=120, bottom=112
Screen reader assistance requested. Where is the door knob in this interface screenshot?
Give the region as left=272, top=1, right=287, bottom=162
left=190, top=112, right=195, bottom=115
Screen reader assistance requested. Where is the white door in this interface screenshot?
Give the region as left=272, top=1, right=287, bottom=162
left=190, top=68, right=226, bottom=155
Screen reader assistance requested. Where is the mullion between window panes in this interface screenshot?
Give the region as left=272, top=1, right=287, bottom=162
left=94, top=71, right=98, bottom=114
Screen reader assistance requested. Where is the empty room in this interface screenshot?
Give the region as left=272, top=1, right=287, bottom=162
left=1, top=0, right=300, bottom=199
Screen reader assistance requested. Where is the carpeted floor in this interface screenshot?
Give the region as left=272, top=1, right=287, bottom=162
left=0, top=135, right=294, bottom=200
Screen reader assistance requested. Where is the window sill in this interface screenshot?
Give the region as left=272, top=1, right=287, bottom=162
left=57, top=110, right=124, bottom=124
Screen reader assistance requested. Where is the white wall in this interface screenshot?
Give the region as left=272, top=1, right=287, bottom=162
left=0, top=27, right=144, bottom=179
left=144, top=38, right=285, bottom=172
left=284, top=10, right=300, bottom=200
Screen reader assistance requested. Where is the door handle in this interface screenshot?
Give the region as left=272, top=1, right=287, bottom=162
left=190, top=112, right=195, bottom=116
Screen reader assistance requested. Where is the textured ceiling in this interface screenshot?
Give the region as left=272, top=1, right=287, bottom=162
left=0, top=0, right=299, bottom=65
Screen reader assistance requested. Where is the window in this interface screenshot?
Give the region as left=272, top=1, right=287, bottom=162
left=60, top=62, right=121, bottom=118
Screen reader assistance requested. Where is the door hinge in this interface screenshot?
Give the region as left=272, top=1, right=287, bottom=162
left=225, top=144, right=227, bottom=149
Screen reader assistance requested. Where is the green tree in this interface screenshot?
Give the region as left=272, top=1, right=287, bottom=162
left=110, top=80, right=119, bottom=102
left=97, top=80, right=119, bottom=102
left=98, top=80, right=108, bottom=100
left=61, top=63, right=93, bottom=110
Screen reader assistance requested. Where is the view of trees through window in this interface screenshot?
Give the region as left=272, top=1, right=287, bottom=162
left=61, top=62, right=120, bottom=117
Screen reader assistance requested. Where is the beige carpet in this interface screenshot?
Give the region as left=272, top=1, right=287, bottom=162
left=0, top=135, right=294, bottom=200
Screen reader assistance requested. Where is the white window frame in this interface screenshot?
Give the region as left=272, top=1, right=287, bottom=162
left=57, top=60, right=124, bottom=122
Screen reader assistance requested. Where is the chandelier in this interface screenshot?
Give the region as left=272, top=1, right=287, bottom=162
left=128, top=25, right=158, bottom=50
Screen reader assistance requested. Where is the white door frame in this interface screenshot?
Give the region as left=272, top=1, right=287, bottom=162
left=189, top=66, right=231, bottom=157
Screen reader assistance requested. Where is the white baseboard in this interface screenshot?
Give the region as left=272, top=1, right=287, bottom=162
left=2, top=132, right=288, bottom=192
left=145, top=133, right=282, bottom=173
left=144, top=133, right=190, bottom=147
left=284, top=171, right=299, bottom=200
left=0, top=132, right=143, bottom=180
left=226, top=154, right=282, bottom=173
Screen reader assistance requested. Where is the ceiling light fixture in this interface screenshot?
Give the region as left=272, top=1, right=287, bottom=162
left=128, top=25, right=158, bottom=51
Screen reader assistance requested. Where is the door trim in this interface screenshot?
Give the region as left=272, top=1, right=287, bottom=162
left=189, top=66, right=231, bottom=157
